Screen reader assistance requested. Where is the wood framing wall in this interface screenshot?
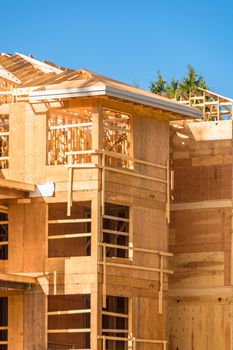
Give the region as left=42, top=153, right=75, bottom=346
left=0, top=97, right=171, bottom=350
left=169, top=120, right=233, bottom=350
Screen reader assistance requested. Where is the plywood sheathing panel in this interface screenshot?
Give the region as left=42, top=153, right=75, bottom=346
left=8, top=202, right=47, bottom=273
left=170, top=251, right=224, bottom=288
left=170, top=122, right=232, bottom=203
left=170, top=208, right=231, bottom=251
left=188, top=120, right=232, bottom=141
left=23, top=289, right=46, bottom=350
left=8, top=102, right=47, bottom=184
left=8, top=293, right=24, bottom=350
left=8, top=103, right=26, bottom=181
left=169, top=120, right=233, bottom=350
left=168, top=301, right=231, bottom=350
left=134, top=116, right=169, bottom=167
left=173, top=164, right=232, bottom=202
left=133, top=296, right=167, bottom=349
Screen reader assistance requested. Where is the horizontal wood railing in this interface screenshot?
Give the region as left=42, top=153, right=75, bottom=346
left=47, top=308, right=91, bottom=334
left=98, top=334, right=168, bottom=350
left=0, top=325, right=8, bottom=346
left=48, top=217, right=91, bottom=241
left=98, top=242, right=173, bottom=313
left=65, top=149, right=170, bottom=222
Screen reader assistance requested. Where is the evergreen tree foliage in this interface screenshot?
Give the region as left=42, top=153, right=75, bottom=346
left=150, top=71, right=167, bottom=95
left=150, top=66, right=208, bottom=100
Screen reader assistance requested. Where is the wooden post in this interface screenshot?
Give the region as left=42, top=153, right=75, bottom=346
left=166, top=160, right=170, bottom=224
left=90, top=105, right=103, bottom=350
left=133, top=337, right=136, bottom=350
left=103, top=336, right=106, bottom=350
left=67, top=155, right=73, bottom=216
left=159, top=254, right=164, bottom=314
left=103, top=243, right=107, bottom=308
left=91, top=193, right=102, bottom=350
left=128, top=297, right=133, bottom=350
left=101, top=152, right=105, bottom=216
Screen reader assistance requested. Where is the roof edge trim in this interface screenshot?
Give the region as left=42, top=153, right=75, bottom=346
left=29, top=85, right=201, bottom=118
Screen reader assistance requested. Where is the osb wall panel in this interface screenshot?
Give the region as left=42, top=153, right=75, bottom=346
left=8, top=202, right=48, bottom=274
left=8, top=293, right=24, bottom=350
left=8, top=103, right=47, bottom=184
left=170, top=123, right=232, bottom=203
left=133, top=296, right=167, bottom=350
left=134, top=116, right=169, bottom=165
left=100, top=205, right=168, bottom=294
left=170, top=208, right=231, bottom=251
left=23, top=289, right=46, bottom=350
left=173, top=163, right=232, bottom=202
left=169, top=207, right=231, bottom=287
left=170, top=121, right=232, bottom=288
left=169, top=121, right=232, bottom=349
left=168, top=300, right=231, bottom=350
left=170, top=251, right=224, bottom=288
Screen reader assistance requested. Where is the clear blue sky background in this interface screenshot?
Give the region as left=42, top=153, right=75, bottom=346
left=1, top=0, right=233, bottom=97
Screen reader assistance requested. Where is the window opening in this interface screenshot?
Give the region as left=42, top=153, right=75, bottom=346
left=48, top=108, right=92, bottom=165
left=48, top=202, right=91, bottom=258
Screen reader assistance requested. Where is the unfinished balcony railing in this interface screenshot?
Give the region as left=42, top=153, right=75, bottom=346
left=98, top=242, right=173, bottom=314
left=48, top=202, right=91, bottom=258
left=0, top=207, right=8, bottom=261
left=95, top=203, right=172, bottom=349
left=47, top=294, right=91, bottom=349
left=98, top=335, right=168, bottom=350
left=65, top=149, right=170, bottom=223
left=0, top=297, right=8, bottom=349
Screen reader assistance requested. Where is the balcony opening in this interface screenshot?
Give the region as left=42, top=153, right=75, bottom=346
left=48, top=202, right=91, bottom=258
left=0, top=297, right=8, bottom=350
left=48, top=294, right=90, bottom=350
left=0, top=212, right=8, bottom=260
left=103, top=203, right=129, bottom=259
left=102, top=296, right=128, bottom=350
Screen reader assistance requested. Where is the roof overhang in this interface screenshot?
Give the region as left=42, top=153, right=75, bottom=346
left=29, top=85, right=202, bottom=119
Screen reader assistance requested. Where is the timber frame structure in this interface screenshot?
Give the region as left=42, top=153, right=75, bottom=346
left=176, top=87, right=233, bottom=121
left=1, top=53, right=233, bottom=350
left=0, top=53, right=200, bottom=350
left=168, top=82, right=233, bottom=349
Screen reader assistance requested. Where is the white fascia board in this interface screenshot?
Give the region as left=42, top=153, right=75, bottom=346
left=105, top=86, right=201, bottom=118
left=29, top=85, right=106, bottom=101
left=29, top=85, right=201, bottom=118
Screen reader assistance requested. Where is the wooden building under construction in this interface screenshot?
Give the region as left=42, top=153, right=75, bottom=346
left=1, top=53, right=233, bottom=350
left=0, top=53, right=201, bottom=350
left=168, top=91, right=233, bottom=350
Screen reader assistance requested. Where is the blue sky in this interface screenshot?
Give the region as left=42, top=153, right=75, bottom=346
left=1, top=0, right=233, bottom=97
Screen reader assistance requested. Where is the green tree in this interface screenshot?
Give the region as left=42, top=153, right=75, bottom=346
left=150, top=66, right=208, bottom=100
left=176, top=65, right=207, bottom=100
left=165, top=77, right=179, bottom=99
left=150, top=70, right=166, bottom=95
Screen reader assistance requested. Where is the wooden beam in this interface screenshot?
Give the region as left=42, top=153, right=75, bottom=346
left=0, top=178, right=35, bottom=192
left=0, top=273, right=36, bottom=284
left=0, top=280, right=31, bottom=290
